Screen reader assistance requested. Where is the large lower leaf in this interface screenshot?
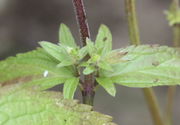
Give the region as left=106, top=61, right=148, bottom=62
left=100, top=45, right=180, bottom=87
left=0, top=84, right=116, bottom=125
left=0, top=48, right=75, bottom=89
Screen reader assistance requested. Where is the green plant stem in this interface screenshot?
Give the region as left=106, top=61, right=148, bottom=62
left=72, top=0, right=95, bottom=106
left=125, top=0, right=140, bottom=45
left=172, top=0, right=180, bottom=47
left=165, top=0, right=180, bottom=123
left=143, top=89, right=164, bottom=125
left=165, top=86, right=176, bottom=125
left=125, top=0, right=165, bottom=125
left=173, top=24, right=180, bottom=46
left=165, top=25, right=180, bottom=125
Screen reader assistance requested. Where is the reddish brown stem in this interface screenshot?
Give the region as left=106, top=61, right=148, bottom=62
left=82, top=78, right=95, bottom=106
left=72, top=0, right=95, bottom=106
left=72, top=0, right=90, bottom=46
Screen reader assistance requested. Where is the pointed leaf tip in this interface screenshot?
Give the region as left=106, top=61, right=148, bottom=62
left=39, top=41, right=65, bottom=61
left=59, top=23, right=77, bottom=48
left=95, top=24, right=112, bottom=53
left=96, top=77, right=116, bottom=97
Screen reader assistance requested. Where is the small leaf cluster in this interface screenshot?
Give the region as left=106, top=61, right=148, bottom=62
left=39, top=24, right=119, bottom=97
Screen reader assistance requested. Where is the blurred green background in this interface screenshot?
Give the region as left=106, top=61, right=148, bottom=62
left=0, top=0, right=179, bottom=124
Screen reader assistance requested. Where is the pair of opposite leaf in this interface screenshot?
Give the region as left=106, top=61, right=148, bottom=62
left=0, top=24, right=180, bottom=99
left=39, top=24, right=116, bottom=97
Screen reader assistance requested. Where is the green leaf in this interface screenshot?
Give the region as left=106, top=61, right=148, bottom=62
left=98, top=61, right=113, bottom=71
left=0, top=48, right=75, bottom=89
left=40, top=41, right=75, bottom=65
left=63, top=77, right=79, bottom=99
left=39, top=41, right=67, bottom=62
left=96, top=77, right=116, bottom=97
left=101, top=41, right=112, bottom=56
left=83, top=66, right=95, bottom=75
left=0, top=84, right=116, bottom=125
left=57, top=61, right=74, bottom=67
left=59, top=23, right=77, bottom=48
left=95, top=24, right=112, bottom=52
left=105, top=50, right=128, bottom=64
left=25, top=76, right=66, bottom=90
left=89, top=54, right=101, bottom=63
left=86, top=38, right=96, bottom=56
left=78, top=46, right=88, bottom=59
left=100, top=45, right=180, bottom=87
left=79, top=61, right=89, bottom=67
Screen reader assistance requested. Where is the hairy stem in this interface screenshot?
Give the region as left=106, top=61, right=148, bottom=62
left=165, top=0, right=180, bottom=124
left=72, top=0, right=95, bottom=106
left=72, top=0, right=90, bottom=46
left=125, top=0, right=165, bottom=125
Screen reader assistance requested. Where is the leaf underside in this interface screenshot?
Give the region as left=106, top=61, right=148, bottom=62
left=0, top=84, right=116, bottom=125
left=100, top=45, right=180, bottom=87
